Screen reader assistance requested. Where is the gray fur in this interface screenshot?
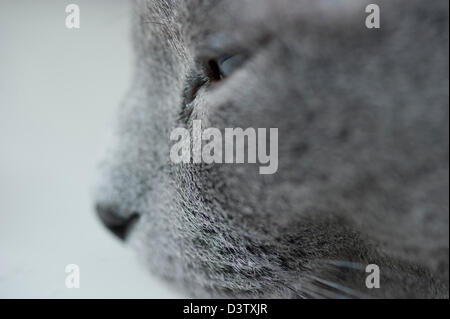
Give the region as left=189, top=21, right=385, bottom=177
left=95, top=0, right=449, bottom=298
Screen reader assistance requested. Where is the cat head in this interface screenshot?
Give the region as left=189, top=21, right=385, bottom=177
left=94, top=0, right=449, bottom=298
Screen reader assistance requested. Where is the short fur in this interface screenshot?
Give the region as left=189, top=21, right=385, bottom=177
left=95, top=0, right=449, bottom=298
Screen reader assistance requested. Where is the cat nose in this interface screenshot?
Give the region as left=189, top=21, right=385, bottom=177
left=95, top=204, right=140, bottom=241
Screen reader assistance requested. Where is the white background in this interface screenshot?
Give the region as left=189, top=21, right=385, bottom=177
left=0, top=0, right=182, bottom=298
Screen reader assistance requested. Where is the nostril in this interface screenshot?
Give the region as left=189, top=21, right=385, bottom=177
left=95, top=204, right=140, bottom=241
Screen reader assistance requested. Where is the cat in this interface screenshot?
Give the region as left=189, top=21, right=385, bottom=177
left=95, top=0, right=449, bottom=298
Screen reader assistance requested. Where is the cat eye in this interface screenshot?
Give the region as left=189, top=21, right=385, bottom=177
left=208, top=53, right=246, bottom=80
left=217, top=54, right=246, bottom=77
left=180, top=53, right=246, bottom=122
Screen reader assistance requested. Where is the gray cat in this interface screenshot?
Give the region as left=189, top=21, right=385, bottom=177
left=95, top=0, right=449, bottom=298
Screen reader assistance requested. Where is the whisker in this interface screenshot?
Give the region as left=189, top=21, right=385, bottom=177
left=303, top=273, right=369, bottom=299
left=320, top=259, right=366, bottom=270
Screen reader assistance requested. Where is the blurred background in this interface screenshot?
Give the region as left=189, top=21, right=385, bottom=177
left=0, top=0, right=181, bottom=298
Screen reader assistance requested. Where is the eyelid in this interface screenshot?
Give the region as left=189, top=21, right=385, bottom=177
left=179, top=71, right=208, bottom=122
left=197, top=31, right=272, bottom=61
left=217, top=54, right=247, bottom=77
left=183, top=75, right=207, bottom=107
left=196, top=33, right=248, bottom=63
left=218, top=54, right=236, bottom=64
left=201, top=33, right=238, bottom=56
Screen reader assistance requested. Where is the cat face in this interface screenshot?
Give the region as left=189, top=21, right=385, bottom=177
left=95, top=0, right=449, bottom=298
